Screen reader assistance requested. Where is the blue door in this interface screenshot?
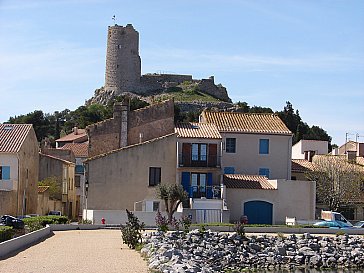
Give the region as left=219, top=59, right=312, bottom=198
left=244, top=201, right=273, bottom=224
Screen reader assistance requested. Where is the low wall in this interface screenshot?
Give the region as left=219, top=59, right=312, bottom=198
left=83, top=210, right=182, bottom=226
left=0, top=226, right=51, bottom=258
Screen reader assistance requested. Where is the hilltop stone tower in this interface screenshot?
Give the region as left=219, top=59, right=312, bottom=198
left=105, top=24, right=141, bottom=94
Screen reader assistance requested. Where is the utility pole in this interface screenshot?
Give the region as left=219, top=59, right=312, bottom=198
left=345, top=132, right=354, bottom=154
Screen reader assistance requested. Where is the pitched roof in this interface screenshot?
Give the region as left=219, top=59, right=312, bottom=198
left=201, top=111, right=291, bottom=135
left=38, top=186, right=49, bottom=193
left=85, top=133, right=176, bottom=162
left=56, top=128, right=87, bottom=142
left=223, top=174, right=276, bottom=190
left=291, top=159, right=315, bottom=173
left=175, top=122, right=221, bottom=139
left=357, top=157, right=364, bottom=166
left=0, top=124, right=33, bottom=153
left=61, top=142, right=89, bottom=157
left=39, top=153, right=75, bottom=165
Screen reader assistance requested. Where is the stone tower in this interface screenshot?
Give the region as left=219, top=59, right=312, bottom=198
left=104, top=24, right=141, bottom=94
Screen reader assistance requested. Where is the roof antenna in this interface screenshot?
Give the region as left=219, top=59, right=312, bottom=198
left=112, top=15, right=117, bottom=25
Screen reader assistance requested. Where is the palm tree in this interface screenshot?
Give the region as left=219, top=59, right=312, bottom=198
left=156, top=184, right=188, bottom=222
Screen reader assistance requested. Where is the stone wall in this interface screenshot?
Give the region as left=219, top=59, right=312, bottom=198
left=105, top=24, right=141, bottom=94
left=87, top=99, right=175, bottom=157
left=40, top=148, right=75, bottom=163
left=195, top=77, right=231, bottom=102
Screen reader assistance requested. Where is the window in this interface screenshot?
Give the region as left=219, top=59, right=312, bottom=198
left=153, top=201, right=160, bottom=212
left=0, top=166, right=10, bottom=180
left=259, top=168, right=270, bottom=178
left=75, top=176, right=81, bottom=187
left=224, top=167, right=235, bottom=174
left=259, top=139, right=269, bottom=154
left=192, top=144, right=207, bottom=161
left=226, top=138, right=236, bottom=153
left=149, top=167, right=161, bottom=186
left=191, top=173, right=207, bottom=198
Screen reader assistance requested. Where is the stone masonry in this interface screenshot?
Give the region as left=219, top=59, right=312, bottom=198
left=102, top=24, right=231, bottom=102
left=86, top=99, right=175, bottom=157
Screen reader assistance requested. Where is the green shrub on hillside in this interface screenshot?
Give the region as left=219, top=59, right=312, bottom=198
left=0, top=226, right=14, bottom=242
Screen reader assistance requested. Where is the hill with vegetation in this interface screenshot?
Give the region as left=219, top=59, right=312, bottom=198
left=6, top=89, right=333, bottom=150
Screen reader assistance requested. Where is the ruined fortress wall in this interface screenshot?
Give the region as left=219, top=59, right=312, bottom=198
left=105, top=24, right=141, bottom=94
left=196, top=78, right=231, bottom=102
left=128, top=99, right=175, bottom=145
left=141, top=74, right=193, bottom=84
left=87, top=118, right=121, bottom=157
left=87, top=100, right=175, bottom=157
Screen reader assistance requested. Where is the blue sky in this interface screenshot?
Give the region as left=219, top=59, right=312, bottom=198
left=0, top=0, right=363, bottom=145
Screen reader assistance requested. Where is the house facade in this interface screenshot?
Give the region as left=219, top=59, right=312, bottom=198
left=39, top=153, right=77, bottom=218
left=85, top=134, right=177, bottom=212
left=60, top=142, right=88, bottom=217
left=0, top=124, right=39, bottom=216
left=200, top=111, right=293, bottom=180
left=292, top=139, right=328, bottom=160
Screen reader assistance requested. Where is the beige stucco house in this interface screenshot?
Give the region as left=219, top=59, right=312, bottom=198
left=200, top=111, right=293, bottom=180
left=224, top=174, right=316, bottom=224
left=0, top=124, right=39, bottom=216
left=292, top=139, right=328, bottom=160
left=39, top=153, right=77, bottom=218
left=85, top=133, right=177, bottom=212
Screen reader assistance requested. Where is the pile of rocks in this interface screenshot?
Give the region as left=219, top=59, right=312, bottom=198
left=141, top=230, right=364, bottom=273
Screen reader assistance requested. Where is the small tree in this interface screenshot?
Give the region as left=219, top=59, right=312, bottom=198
left=306, top=156, right=364, bottom=211
left=156, top=184, right=188, bottom=222
left=121, top=209, right=145, bottom=249
left=38, top=176, right=62, bottom=200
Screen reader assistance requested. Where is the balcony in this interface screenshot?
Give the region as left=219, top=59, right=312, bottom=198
left=178, top=154, right=221, bottom=168
left=187, top=185, right=222, bottom=199
left=0, top=179, right=16, bottom=191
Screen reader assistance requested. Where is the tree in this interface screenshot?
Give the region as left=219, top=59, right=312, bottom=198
left=306, top=156, right=364, bottom=211
left=156, top=184, right=188, bottom=222
left=38, top=177, right=62, bottom=200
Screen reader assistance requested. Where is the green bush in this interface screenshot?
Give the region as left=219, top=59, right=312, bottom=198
left=23, top=216, right=69, bottom=231
left=121, top=209, right=145, bottom=249
left=0, top=226, right=14, bottom=242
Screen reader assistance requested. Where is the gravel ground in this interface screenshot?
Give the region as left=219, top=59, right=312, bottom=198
left=0, top=229, right=149, bottom=273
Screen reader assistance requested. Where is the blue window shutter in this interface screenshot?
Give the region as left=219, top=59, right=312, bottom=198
left=181, top=172, right=191, bottom=198
left=224, top=167, right=235, bottom=174
left=259, top=139, right=269, bottom=154
left=207, top=173, right=213, bottom=198
left=259, top=168, right=270, bottom=178
left=2, top=166, right=10, bottom=180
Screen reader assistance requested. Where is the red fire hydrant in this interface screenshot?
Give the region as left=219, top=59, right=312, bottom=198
left=101, top=218, right=106, bottom=225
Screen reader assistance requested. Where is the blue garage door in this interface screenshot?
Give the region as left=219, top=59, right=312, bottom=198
left=244, top=201, right=273, bottom=225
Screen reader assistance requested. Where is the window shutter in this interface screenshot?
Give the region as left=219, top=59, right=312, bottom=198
left=181, top=172, right=191, bottom=198
left=259, top=139, right=269, bottom=154
left=208, top=144, right=217, bottom=167
left=2, top=166, right=10, bottom=180
left=182, top=143, right=191, bottom=166
left=207, top=173, right=213, bottom=198
left=224, top=167, right=235, bottom=174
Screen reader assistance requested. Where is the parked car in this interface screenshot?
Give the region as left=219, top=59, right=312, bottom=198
left=313, top=220, right=353, bottom=229
left=353, top=221, right=364, bottom=228
left=48, top=211, right=62, bottom=216
left=0, top=215, right=25, bottom=229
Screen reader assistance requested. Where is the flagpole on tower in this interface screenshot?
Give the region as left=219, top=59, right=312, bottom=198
left=112, top=15, right=116, bottom=25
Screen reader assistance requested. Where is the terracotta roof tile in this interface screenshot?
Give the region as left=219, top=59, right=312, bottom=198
left=38, top=186, right=49, bottom=193
left=56, top=128, right=87, bottom=142
left=0, top=124, right=33, bottom=153
left=357, top=157, right=364, bottom=166
left=291, top=159, right=315, bottom=172
left=61, top=142, right=89, bottom=157
left=223, top=174, right=276, bottom=190
left=175, top=122, right=221, bottom=139
left=201, top=111, right=291, bottom=135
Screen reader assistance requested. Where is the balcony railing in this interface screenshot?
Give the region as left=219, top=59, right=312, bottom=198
left=187, top=185, right=221, bottom=199
left=178, top=154, right=221, bottom=168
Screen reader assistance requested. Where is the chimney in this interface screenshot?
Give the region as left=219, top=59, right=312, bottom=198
left=73, top=127, right=78, bottom=135
left=119, top=98, right=130, bottom=148
left=113, top=102, right=122, bottom=119
left=347, top=150, right=356, bottom=162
